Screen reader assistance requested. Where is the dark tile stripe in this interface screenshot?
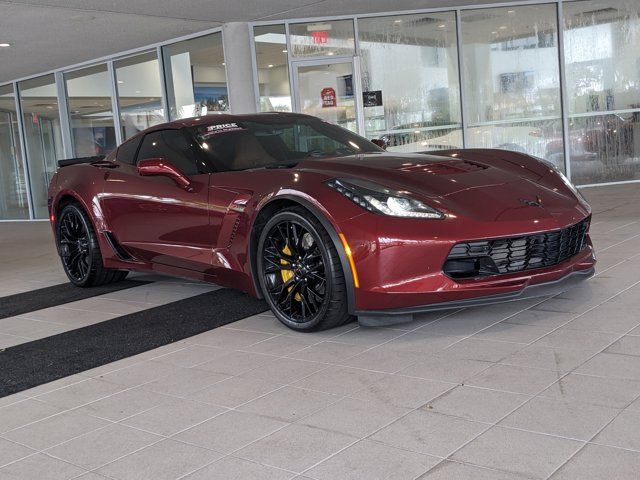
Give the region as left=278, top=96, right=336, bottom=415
left=0, top=289, right=268, bottom=397
left=0, top=280, right=151, bottom=320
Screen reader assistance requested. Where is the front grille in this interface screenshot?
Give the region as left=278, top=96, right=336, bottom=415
left=444, top=217, right=590, bottom=278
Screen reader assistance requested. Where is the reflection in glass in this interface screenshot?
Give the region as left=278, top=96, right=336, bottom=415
left=163, top=33, right=228, bottom=120
left=289, top=20, right=355, bottom=58
left=358, top=12, right=462, bottom=152
left=0, top=84, right=29, bottom=219
left=461, top=5, right=563, bottom=168
left=65, top=64, right=117, bottom=157
left=465, top=119, right=564, bottom=160
left=295, top=62, right=357, bottom=133
left=564, top=1, right=640, bottom=184
left=115, top=51, right=164, bottom=140
left=254, top=25, right=292, bottom=112
left=569, top=113, right=640, bottom=184
left=19, top=75, right=64, bottom=218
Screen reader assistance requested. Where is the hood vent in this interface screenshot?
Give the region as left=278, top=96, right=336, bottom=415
left=399, top=160, right=488, bottom=175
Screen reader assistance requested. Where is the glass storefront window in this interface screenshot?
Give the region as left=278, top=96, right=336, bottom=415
left=65, top=64, right=117, bottom=157
left=569, top=112, right=640, bottom=184
left=294, top=61, right=359, bottom=133
left=163, top=33, right=228, bottom=120
left=564, top=0, right=640, bottom=184
left=254, top=24, right=292, bottom=112
left=289, top=19, right=355, bottom=58
left=358, top=12, right=462, bottom=152
left=114, top=51, right=164, bottom=140
left=0, top=84, right=29, bottom=219
left=461, top=5, right=564, bottom=168
left=19, top=75, right=64, bottom=218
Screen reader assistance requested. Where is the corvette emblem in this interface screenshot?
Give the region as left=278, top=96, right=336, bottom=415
left=520, top=196, right=544, bottom=208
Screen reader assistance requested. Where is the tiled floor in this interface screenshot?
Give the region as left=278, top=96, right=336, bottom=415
left=1, top=183, right=640, bottom=479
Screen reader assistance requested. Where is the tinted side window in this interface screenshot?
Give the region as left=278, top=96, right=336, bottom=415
left=116, top=135, right=142, bottom=165
left=137, top=129, right=200, bottom=175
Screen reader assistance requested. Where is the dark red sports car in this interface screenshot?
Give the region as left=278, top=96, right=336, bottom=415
left=48, top=113, right=595, bottom=331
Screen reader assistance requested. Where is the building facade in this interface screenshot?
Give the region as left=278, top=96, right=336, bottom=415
left=1, top=0, right=638, bottom=220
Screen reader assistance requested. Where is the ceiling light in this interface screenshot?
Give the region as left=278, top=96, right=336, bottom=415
left=499, top=25, right=507, bottom=30
left=282, top=49, right=287, bottom=53
left=268, top=64, right=274, bottom=68
left=222, top=62, right=226, bottom=66
left=327, top=51, right=334, bottom=56
left=438, top=24, right=445, bottom=28
left=0, top=43, right=11, bottom=48
left=394, top=19, right=402, bottom=24
left=117, top=80, right=124, bottom=84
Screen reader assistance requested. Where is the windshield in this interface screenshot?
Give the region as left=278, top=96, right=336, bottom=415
left=189, top=117, right=382, bottom=171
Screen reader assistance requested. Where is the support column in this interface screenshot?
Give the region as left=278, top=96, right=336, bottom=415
left=222, top=22, right=258, bottom=114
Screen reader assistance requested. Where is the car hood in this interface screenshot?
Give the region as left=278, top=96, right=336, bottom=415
left=299, top=152, right=586, bottom=223
left=300, top=152, right=542, bottom=198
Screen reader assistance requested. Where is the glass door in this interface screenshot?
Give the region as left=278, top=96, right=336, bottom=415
left=292, top=58, right=363, bottom=135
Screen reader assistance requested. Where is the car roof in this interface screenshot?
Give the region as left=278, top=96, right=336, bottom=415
left=143, top=112, right=315, bottom=132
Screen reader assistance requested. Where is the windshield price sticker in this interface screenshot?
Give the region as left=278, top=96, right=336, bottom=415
left=205, top=123, right=246, bottom=135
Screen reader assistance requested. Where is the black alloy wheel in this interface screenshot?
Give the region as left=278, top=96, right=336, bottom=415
left=58, top=206, right=93, bottom=284
left=257, top=207, right=351, bottom=331
left=56, top=203, right=129, bottom=287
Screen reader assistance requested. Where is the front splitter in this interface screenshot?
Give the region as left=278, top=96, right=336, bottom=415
left=356, top=267, right=595, bottom=327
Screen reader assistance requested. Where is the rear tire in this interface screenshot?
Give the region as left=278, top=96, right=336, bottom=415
left=257, top=207, right=351, bottom=332
left=56, top=203, right=129, bottom=287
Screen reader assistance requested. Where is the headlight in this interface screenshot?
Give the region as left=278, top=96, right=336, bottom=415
left=326, top=178, right=444, bottom=219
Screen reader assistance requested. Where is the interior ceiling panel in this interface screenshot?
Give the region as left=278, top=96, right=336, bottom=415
left=0, top=0, right=501, bottom=83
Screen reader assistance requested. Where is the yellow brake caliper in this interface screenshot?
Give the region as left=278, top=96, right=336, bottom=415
left=280, top=244, right=301, bottom=301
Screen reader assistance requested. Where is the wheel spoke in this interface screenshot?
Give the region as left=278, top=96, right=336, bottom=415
left=262, top=219, right=328, bottom=325
left=264, top=263, right=284, bottom=274
left=58, top=209, right=91, bottom=282
left=307, top=271, right=325, bottom=283
left=264, top=256, right=284, bottom=270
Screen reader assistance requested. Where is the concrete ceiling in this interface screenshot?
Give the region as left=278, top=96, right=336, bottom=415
left=0, top=0, right=508, bottom=84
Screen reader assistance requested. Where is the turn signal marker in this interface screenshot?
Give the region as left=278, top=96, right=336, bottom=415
left=338, top=233, right=360, bottom=288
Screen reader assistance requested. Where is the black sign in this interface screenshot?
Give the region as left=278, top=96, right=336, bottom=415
left=363, top=90, right=383, bottom=107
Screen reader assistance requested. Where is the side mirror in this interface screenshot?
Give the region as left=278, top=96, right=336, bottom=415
left=371, top=138, right=388, bottom=150
left=137, top=157, right=193, bottom=192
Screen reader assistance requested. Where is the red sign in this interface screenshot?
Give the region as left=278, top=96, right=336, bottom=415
left=321, top=87, right=336, bottom=108
left=312, top=31, right=328, bottom=44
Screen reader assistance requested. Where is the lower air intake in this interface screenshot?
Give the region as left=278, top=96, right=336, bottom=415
left=444, top=217, right=590, bottom=279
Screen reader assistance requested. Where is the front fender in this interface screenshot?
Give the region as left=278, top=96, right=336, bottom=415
left=250, top=190, right=357, bottom=315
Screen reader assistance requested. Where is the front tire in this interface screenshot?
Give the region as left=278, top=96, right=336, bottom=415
left=257, top=207, right=351, bottom=332
left=56, top=203, right=128, bottom=287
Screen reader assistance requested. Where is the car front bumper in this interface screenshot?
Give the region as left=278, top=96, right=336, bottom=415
left=356, top=263, right=595, bottom=326
left=339, top=212, right=596, bottom=326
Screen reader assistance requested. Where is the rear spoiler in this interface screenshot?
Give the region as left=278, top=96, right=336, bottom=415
left=57, top=155, right=106, bottom=168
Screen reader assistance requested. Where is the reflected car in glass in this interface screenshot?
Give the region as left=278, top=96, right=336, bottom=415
left=47, top=113, right=596, bottom=331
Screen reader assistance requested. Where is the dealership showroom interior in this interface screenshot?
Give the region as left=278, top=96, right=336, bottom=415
left=2, top=0, right=640, bottom=478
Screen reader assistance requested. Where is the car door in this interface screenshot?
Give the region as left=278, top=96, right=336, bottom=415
left=100, top=128, right=213, bottom=271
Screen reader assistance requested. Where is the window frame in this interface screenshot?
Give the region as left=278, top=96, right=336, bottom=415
left=115, top=134, right=144, bottom=165
left=135, top=128, right=214, bottom=175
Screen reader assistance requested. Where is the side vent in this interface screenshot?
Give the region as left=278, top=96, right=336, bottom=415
left=227, top=217, right=241, bottom=249
left=103, top=231, right=135, bottom=261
